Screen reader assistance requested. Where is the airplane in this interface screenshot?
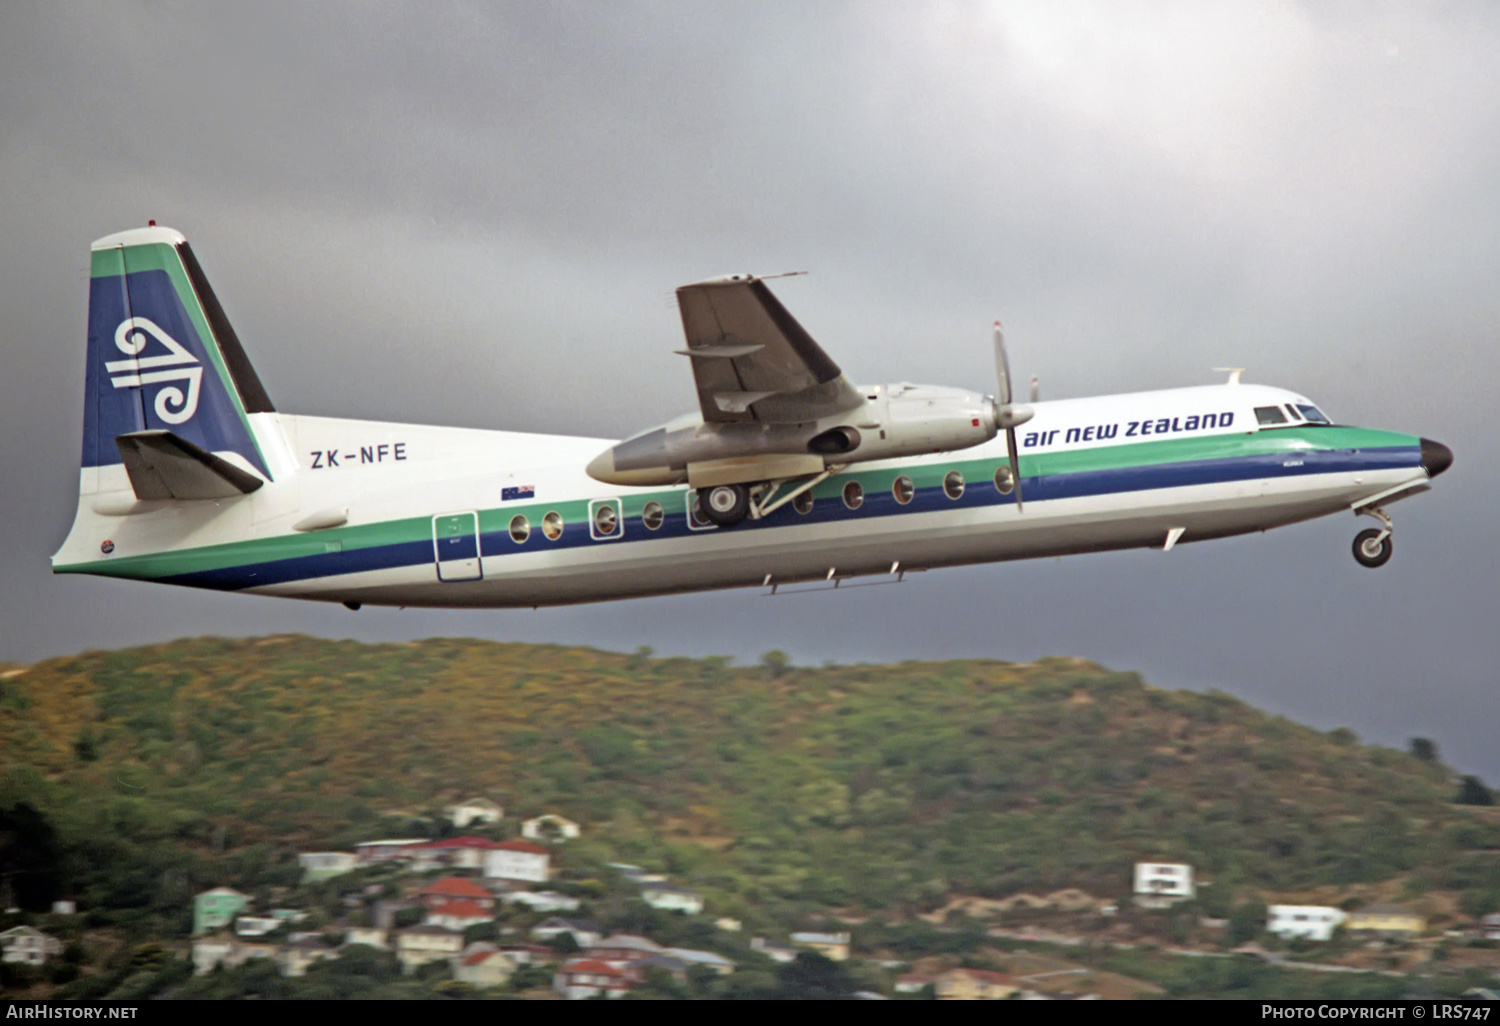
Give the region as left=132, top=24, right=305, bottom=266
left=52, top=225, right=1453, bottom=609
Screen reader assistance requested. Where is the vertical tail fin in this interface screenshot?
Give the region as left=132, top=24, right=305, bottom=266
left=83, top=226, right=274, bottom=484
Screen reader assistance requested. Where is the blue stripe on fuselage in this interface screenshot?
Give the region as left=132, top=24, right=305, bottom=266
left=162, top=444, right=1421, bottom=591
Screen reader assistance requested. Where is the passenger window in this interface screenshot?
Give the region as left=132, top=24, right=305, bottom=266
left=993, top=465, right=1015, bottom=495
left=1254, top=406, right=1288, bottom=426
left=943, top=470, right=965, bottom=499
left=542, top=511, right=563, bottom=540
left=593, top=504, right=618, bottom=537
left=892, top=476, right=914, bottom=505
left=842, top=481, right=864, bottom=510
left=793, top=491, right=814, bottom=515
left=509, top=514, right=530, bottom=544
left=641, top=501, right=664, bottom=531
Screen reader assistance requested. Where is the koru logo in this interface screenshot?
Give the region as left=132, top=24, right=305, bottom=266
left=106, top=317, right=203, bottom=424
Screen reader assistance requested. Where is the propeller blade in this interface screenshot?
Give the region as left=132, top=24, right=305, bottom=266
left=1006, top=425, right=1023, bottom=513
left=993, top=321, right=1013, bottom=406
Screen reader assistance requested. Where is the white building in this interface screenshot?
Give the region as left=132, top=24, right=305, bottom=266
left=1268, top=905, right=1347, bottom=942
left=483, top=839, right=551, bottom=882
left=298, top=851, right=358, bottom=882
left=522, top=814, right=581, bottom=842
left=395, top=924, right=465, bottom=973
left=447, top=798, right=503, bottom=829
left=502, top=890, right=580, bottom=913
left=343, top=926, right=389, bottom=950
left=234, top=915, right=282, bottom=937
left=641, top=882, right=704, bottom=915
left=0, top=926, right=62, bottom=965
left=1133, top=862, right=1196, bottom=907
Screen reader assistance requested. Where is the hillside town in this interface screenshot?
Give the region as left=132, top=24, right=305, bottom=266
left=6, top=800, right=1498, bottom=1000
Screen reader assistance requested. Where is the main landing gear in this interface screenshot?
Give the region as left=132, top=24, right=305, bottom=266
left=1352, top=506, right=1394, bottom=569
left=701, top=483, right=752, bottom=527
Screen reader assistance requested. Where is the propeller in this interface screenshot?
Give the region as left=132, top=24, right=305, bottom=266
left=992, top=321, right=1034, bottom=511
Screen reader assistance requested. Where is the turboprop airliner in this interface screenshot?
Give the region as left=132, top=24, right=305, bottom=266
left=52, top=225, right=1453, bottom=609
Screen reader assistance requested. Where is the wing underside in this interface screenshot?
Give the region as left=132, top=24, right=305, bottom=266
left=675, top=277, right=865, bottom=424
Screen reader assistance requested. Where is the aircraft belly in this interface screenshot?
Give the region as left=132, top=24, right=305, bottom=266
left=258, top=467, right=1408, bottom=609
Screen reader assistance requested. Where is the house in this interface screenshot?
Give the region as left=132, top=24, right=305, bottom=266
left=425, top=900, right=494, bottom=932
left=0, top=926, right=62, bottom=965
left=522, top=813, right=581, bottom=842
left=190, top=935, right=278, bottom=975
left=532, top=917, right=603, bottom=949
left=454, top=944, right=517, bottom=988
left=343, top=926, right=389, bottom=950
left=497, top=942, right=557, bottom=966
left=1346, top=904, right=1426, bottom=936
left=607, top=862, right=665, bottom=884
left=234, top=915, right=282, bottom=937
left=193, top=887, right=251, bottom=935
left=895, top=973, right=933, bottom=994
left=395, top=924, right=465, bottom=972
left=749, top=937, right=797, bottom=963
left=483, top=839, right=551, bottom=883
left=50, top=901, right=77, bottom=916
left=664, top=947, right=736, bottom=975
left=354, top=838, right=429, bottom=865
left=278, top=936, right=337, bottom=977
left=419, top=836, right=497, bottom=870
left=446, top=797, right=503, bottom=829
left=586, top=933, right=664, bottom=965
left=1133, top=862, right=1196, bottom=907
left=501, top=890, right=580, bottom=913
left=298, top=851, right=358, bottom=882
left=1268, top=905, right=1347, bottom=942
left=641, top=881, right=704, bottom=915
left=715, top=917, right=742, bottom=932
left=790, top=931, right=851, bottom=961
left=418, top=876, right=496, bottom=910
left=935, top=968, right=1020, bottom=1000
left=555, top=958, right=631, bottom=999
left=1477, top=914, right=1500, bottom=941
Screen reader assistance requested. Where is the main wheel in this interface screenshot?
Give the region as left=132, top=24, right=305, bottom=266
left=1352, top=528, right=1393, bottom=568
left=701, top=484, right=751, bottom=527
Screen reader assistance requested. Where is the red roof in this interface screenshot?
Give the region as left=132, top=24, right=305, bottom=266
left=563, top=959, right=624, bottom=977
left=423, top=836, right=498, bottom=850
left=493, top=839, right=549, bottom=855
left=463, top=949, right=503, bottom=966
left=420, top=876, right=493, bottom=899
left=428, top=900, right=492, bottom=920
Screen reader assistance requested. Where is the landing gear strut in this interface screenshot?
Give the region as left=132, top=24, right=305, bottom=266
left=1352, top=506, right=1394, bottom=569
left=701, top=483, right=752, bottom=527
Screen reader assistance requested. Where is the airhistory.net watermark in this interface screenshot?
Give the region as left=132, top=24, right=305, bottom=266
left=5, top=1009, right=137, bottom=1019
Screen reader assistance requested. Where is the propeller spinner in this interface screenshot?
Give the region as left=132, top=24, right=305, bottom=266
left=991, top=322, right=1033, bottom=511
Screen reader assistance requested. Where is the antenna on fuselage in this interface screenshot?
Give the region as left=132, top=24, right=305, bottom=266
left=1214, top=367, right=1246, bottom=385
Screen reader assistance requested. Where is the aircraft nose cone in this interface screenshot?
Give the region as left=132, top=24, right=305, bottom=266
left=1420, top=437, right=1453, bottom=478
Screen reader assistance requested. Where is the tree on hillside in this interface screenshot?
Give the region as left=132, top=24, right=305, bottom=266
left=1409, top=738, right=1438, bottom=763
left=760, top=651, right=792, bottom=679
left=1456, top=776, right=1495, bottom=806
left=773, top=952, right=858, bottom=1000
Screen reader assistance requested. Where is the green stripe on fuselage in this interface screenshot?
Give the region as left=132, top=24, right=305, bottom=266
left=55, top=425, right=1418, bottom=582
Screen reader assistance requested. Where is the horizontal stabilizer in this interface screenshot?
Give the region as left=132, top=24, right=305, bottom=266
left=115, top=430, right=265, bottom=500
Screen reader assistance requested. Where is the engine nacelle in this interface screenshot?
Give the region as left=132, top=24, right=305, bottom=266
left=586, top=383, right=1014, bottom=487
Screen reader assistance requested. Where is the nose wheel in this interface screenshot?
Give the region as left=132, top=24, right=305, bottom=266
left=1352, top=506, right=1394, bottom=568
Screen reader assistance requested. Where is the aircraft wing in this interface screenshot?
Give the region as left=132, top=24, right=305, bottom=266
left=675, top=276, right=866, bottom=424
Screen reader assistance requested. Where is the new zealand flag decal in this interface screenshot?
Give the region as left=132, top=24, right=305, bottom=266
left=502, top=485, right=535, bottom=501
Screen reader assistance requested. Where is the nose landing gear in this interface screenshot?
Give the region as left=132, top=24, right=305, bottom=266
left=1352, top=506, right=1394, bottom=568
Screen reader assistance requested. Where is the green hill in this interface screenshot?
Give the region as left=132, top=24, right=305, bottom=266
left=1, top=636, right=1496, bottom=929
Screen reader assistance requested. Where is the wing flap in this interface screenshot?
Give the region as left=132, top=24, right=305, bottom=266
left=115, top=429, right=265, bottom=500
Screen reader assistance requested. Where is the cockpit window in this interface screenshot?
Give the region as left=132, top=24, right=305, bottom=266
left=1254, top=406, right=1288, bottom=426
left=1295, top=404, right=1330, bottom=424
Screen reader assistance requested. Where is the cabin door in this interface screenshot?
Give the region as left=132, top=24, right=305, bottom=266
left=433, top=512, right=483, bottom=582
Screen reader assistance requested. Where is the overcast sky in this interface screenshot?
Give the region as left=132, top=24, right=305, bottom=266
left=2, top=2, right=1496, bottom=782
